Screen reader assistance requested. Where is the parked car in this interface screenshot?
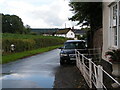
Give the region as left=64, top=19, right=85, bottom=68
left=59, top=40, right=87, bottom=65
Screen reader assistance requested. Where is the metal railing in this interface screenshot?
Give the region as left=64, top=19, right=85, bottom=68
left=75, top=48, right=102, bottom=62
left=75, top=49, right=120, bottom=89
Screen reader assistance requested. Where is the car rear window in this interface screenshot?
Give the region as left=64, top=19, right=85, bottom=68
left=64, top=42, right=86, bottom=49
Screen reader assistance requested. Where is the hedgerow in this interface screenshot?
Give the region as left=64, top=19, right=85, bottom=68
left=2, top=33, right=67, bottom=53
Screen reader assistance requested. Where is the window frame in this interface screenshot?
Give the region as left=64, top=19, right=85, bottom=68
left=109, top=1, right=119, bottom=48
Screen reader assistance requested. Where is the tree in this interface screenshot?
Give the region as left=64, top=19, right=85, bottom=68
left=2, top=14, right=13, bottom=33
left=69, top=2, right=102, bottom=47
left=2, top=14, right=28, bottom=34
left=24, top=24, right=31, bottom=34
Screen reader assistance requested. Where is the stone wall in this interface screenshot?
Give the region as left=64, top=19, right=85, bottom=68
left=93, top=28, right=103, bottom=50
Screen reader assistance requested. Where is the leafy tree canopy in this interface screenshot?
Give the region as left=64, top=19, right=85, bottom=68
left=69, top=2, right=102, bottom=48
left=24, top=24, right=31, bottom=34
left=69, top=2, right=102, bottom=30
left=2, top=14, right=31, bottom=34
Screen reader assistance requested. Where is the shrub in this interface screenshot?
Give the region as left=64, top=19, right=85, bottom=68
left=2, top=39, right=36, bottom=52
left=105, top=49, right=120, bottom=63
left=2, top=33, right=66, bottom=54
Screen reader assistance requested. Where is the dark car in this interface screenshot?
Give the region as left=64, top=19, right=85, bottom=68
left=59, top=40, right=87, bottom=65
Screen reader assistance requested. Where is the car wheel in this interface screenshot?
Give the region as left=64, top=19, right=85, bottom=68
left=60, top=60, right=65, bottom=66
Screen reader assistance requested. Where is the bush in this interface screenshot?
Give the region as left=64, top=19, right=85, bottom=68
left=2, top=33, right=66, bottom=54
left=2, top=39, right=36, bottom=52
left=30, top=32, right=37, bottom=35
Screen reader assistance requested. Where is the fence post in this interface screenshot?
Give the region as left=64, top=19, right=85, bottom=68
left=81, top=54, right=85, bottom=76
left=78, top=54, right=81, bottom=70
left=89, top=59, right=92, bottom=88
left=75, top=49, right=78, bottom=67
left=97, top=65, right=103, bottom=89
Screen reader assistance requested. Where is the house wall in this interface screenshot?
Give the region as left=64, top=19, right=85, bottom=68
left=93, top=28, right=103, bottom=49
left=102, top=1, right=120, bottom=61
left=55, top=30, right=75, bottom=38
left=118, top=2, right=120, bottom=49
left=66, top=30, right=75, bottom=38
left=102, top=2, right=111, bottom=61
left=54, top=34, right=66, bottom=37
left=102, top=0, right=120, bottom=60
left=101, top=1, right=120, bottom=84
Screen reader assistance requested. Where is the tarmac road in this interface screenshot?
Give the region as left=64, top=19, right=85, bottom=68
left=1, top=49, right=88, bottom=88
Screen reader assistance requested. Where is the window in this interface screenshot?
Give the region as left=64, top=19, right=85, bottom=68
left=119, top=2, right=120, bottom=43
left=110, top=1, right=120, bottom=47
left=64, top=42, right=86, bottom=49
left=114, top=27, right=117, bottom=46
left=113, top=4, right=117, bottom=46
left=113, top=5, right=117, bottom=20
left=119, top=2, right=120, bottom=25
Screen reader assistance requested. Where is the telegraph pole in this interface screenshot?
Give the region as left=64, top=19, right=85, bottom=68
left=65, top=23, right=66, bottom=28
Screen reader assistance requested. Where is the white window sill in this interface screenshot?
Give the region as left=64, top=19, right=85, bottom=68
left=108, top=46, right=118, bottom=50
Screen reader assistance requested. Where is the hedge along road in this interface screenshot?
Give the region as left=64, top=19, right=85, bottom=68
left=1, top=49, right=88, bottom=88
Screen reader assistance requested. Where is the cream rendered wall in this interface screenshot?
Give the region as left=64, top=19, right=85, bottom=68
left=117, top=2, right=120, bottom=49
left=66, top=30, right=75, bottom=38
left=55, top=30, right=75, bottom=38
left=102, top=1, right=120, bottom=61
left=54, top=34, right=66, bottom=37
left=102, top=2, right=111, bottom=61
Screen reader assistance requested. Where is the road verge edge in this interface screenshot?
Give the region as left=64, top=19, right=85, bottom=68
left=2, top=45, right=62, bottom=64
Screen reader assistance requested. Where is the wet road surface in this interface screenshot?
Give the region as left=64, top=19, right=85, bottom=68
left=1, top=49, right=88, bottom=88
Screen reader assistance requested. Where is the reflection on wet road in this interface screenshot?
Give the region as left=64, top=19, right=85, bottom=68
left=1, top=49, right=88, bottom=88
left=2, top=73, right=54, bottom=88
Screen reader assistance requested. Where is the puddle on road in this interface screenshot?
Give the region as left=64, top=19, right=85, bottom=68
left=1, top=72, right=55, bottom=88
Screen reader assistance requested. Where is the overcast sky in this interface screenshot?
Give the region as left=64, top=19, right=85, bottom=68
left=0, top=0, right=81, bottom=29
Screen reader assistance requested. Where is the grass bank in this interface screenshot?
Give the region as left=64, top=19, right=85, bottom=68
left=2, top=45, right=62, bottom=64
left=2, top=33, right=67, bottom=53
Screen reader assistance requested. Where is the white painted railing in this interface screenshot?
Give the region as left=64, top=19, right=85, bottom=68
left=75, top=48, right=102, bottom=62
left=75, top=49, right=120, bottom=89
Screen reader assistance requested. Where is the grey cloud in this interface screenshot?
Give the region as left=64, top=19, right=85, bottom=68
left=30, top=9, right=65, bottom=27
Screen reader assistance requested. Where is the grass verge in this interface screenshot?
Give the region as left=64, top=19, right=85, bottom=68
left=2, top=45, right=62, bottom=64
